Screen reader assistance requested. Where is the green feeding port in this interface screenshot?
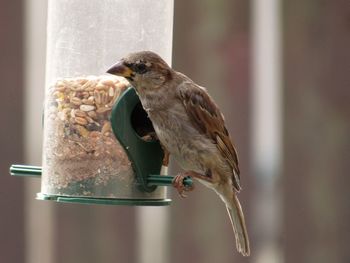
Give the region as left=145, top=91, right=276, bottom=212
left=111, top=87, right=163, bottom=193
left=10, top=88, right=192, bottom=206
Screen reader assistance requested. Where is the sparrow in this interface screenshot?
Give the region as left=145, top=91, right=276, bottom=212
left=107, top=51, right=250, bottom=256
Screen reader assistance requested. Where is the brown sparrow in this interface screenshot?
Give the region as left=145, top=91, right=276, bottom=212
left=107, top=51, right=250, bottom=256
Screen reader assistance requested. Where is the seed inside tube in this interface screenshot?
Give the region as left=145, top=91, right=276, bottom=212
left=109, top=87, right=114, bottom=97
left=80, top=104, right=95, bottom=112
left=71, top=97, right=82, bottom=106
left=74, top=116, right=88, bottom=125
left=74, top=109, right=87, bottom=118
left=44, top=75, right=130, bottom=194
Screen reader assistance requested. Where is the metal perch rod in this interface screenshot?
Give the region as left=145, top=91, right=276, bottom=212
left=9, top=164, right=193, bottom=188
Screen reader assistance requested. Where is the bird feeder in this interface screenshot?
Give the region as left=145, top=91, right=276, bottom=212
left=10, top=0, right=192, bottom=205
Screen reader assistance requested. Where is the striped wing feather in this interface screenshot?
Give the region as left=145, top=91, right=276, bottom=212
left=178, top=84, right=241, bottom=191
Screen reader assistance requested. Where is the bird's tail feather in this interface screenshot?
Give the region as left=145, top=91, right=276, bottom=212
left=226, top=194, right=250, bottom=256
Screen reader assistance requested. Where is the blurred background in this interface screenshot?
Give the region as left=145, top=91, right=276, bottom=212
left=1, top=0, right=349, bottom=263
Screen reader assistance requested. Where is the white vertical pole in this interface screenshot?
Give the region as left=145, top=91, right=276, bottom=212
left=251, top=0, right=283, bottom=262
left=136, top=166, right=170, bottom=263
left=24, top=1, right=55, bottom=263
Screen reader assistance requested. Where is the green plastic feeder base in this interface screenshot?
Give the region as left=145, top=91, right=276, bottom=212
left=37, top=193, right=172, bottom=206
left=10, top=164, right=193, bottom=206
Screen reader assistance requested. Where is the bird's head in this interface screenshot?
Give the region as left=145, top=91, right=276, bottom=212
left=106, top=51, right=172, bottom=90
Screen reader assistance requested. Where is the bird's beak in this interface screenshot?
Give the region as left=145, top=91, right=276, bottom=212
left=106, top=61, right=133, bottom=78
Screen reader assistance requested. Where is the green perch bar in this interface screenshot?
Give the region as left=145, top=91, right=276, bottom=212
left=9, top=164, right=193, bottom=188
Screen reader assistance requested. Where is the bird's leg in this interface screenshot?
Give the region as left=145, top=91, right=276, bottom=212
left=172, top=172, right=195, bottom=198
left=173, top=170, right=214, bottom=198
left=160, top=144, right=170, bottom=167
left=172, top=170, right=214, bottom=198
left=162, top=150, right=170, bottom=167
left=192, top=169, right=214, bottom=183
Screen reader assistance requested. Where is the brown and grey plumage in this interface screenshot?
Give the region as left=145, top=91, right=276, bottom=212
left=107, top=51, right=250, bottom=256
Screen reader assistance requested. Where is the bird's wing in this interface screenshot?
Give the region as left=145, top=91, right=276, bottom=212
left=177, top=82, right=241, bottom=191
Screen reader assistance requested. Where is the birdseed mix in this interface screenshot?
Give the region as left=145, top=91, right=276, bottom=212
left=42, top=75, right=133, bottom=197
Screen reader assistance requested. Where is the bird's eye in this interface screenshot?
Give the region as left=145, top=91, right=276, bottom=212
left=134, top=63, right=148, bottom=74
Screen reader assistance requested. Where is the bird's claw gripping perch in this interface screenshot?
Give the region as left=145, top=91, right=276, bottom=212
left=172, top=173, right=194, bottom=198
